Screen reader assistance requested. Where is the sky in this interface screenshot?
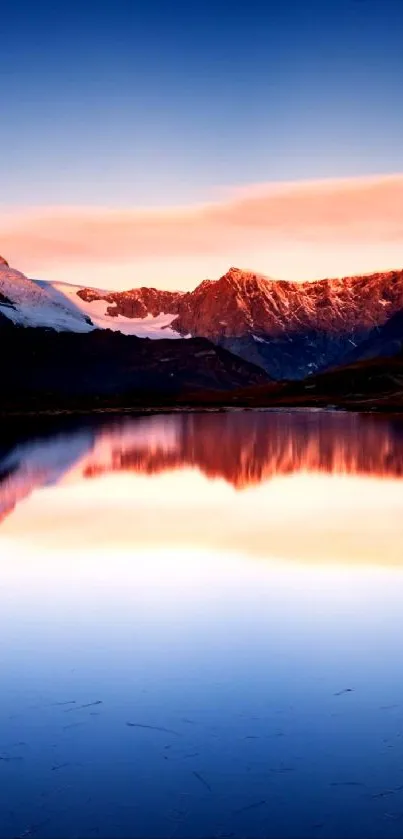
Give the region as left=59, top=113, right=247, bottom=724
left=1, top=0, right=403, bottom=289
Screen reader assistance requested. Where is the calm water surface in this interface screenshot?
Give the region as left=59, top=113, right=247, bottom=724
left=1, top=410, right=403, bottom=838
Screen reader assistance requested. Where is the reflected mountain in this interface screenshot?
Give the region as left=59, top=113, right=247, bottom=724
left=0, top=427, right=96, bottom=524
left=1, top=411, right=403, bottom=525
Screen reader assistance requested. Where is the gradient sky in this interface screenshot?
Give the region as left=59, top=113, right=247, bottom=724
left=1, top=0, right=403, bottom=289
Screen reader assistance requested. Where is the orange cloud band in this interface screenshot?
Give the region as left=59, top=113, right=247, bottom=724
left=0, top=174, right=403, bottom=287
left=1, top=173, right=402, bottom=281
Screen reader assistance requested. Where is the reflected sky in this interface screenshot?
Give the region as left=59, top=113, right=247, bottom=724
left=1, top=411, right=403, bottom=838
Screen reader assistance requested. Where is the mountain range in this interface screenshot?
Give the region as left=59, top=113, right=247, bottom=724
left=2, top=255, right=403, bottom=411
left=76, top=265, right=403, bottom=379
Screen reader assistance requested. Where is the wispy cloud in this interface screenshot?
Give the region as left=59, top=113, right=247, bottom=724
left=1, top=174, right=402, bottom=286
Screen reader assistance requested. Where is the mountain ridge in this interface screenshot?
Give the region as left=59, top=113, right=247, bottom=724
left=76, top=265, right=403, bottom=378
left=3, top=255, right=403, bottom=380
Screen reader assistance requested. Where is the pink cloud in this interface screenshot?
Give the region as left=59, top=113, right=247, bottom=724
left=1, top=173, right=402, bottom=283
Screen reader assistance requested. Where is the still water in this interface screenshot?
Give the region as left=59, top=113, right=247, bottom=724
left=1, top=410, right=403, bottom=838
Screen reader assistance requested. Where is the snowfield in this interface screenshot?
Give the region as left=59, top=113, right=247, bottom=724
left=0, top=264, right=185, bottom=338
left=47, top=281, right=183, bottom=339
left=0, top=264, right=94, bottom=332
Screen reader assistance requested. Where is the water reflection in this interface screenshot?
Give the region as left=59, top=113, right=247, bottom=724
left=2, top=410, right=403, bottom=518
left=1, top=410, right=403, bottom=838
left=2, top=411, right=403, bottom=564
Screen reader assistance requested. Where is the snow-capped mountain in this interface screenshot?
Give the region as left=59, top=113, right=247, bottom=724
left=0, top=258, right=94, bottom=332
left=0, top=257, right=187, bottom=339
left=3, top=256, right=403, bottom=378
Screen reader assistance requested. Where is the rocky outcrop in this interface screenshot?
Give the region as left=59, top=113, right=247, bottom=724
left=77, top=266, right=403, bottom=378
left=78, top=285, right=184, bottom=320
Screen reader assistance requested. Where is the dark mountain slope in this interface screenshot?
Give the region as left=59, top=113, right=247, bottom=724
left=0, top=320, right=269, bottom=412
left=341, top=308, right=403, bottom=365
left=205, top=354, right=403, bottom=411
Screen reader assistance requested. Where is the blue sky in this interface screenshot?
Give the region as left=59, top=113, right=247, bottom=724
left=1, top=0, right=403, bottom=207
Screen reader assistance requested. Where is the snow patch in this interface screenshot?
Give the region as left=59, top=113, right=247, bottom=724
left=46, top=281, right=187, bottom=339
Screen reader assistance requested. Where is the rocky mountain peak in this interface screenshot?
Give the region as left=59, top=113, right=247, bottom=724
left=216, top=267, right=270, bottom=287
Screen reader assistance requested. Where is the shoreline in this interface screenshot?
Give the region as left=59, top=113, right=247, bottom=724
left=0, top=401, right=402, bottom=424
